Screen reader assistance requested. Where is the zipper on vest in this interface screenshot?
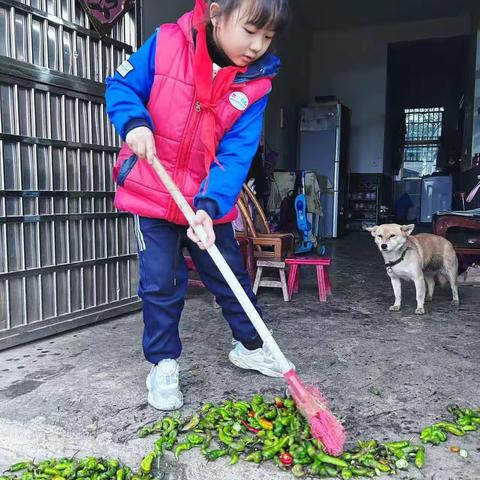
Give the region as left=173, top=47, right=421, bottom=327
left=171, top=99, right=203, bottom=223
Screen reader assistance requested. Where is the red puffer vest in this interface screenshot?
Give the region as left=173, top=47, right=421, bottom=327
left=113, top=10, right=272, bottom=225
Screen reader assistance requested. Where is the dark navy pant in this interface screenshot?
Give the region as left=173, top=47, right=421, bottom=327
left=134, top=216, right=262, bottom=364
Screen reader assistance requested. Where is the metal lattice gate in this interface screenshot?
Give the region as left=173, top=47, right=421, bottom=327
left=0, top=0, right=141, bottom=350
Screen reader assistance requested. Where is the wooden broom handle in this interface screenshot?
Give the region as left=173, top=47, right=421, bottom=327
left=149, top=155, right=292, bottom=374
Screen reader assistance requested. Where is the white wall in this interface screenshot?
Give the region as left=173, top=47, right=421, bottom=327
left=264, top=16, right=311, bottom=170
left=309, top=16, right=470, bottom=174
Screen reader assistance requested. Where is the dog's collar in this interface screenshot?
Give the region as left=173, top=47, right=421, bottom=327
left=385, top=247, right=409, bottom=273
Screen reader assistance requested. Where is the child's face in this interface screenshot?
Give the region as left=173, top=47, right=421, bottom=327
left=209, top=2, right=275, bottom=67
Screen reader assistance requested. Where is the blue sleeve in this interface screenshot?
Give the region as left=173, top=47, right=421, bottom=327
left=105, top=30, right=157, bottom=140
left=194, top=95, right=268, bottom=219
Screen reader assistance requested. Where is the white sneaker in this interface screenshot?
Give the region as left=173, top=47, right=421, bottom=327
left=228, top=341, right=295, bottom=378
left=146, top=359, right=184, bottom=411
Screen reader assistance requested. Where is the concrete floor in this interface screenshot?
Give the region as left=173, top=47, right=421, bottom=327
left=0, top=232, right=479, bottom=479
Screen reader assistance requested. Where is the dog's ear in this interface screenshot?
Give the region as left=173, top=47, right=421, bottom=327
left=364, top=225, right=378, bottom=236
left=401, top=224, right=415, bottom=236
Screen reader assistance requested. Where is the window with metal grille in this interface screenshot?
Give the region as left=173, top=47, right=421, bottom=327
left=402, top=107, right=444, bottom=178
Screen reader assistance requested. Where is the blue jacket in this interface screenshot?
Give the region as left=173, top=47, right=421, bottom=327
left=105, top=30, right=280, bottom=219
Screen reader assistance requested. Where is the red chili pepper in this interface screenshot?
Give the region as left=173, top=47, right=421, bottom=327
left=240, top=419, right=259, bottom=434
left=247, top=410, right=255, bottom=418
left=279, top=452, right=293, bottom=466
left=274, top=397, right=284, bottom=408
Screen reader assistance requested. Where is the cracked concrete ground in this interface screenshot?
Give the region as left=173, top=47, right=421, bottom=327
left=0, top=232, right=479, bottom=479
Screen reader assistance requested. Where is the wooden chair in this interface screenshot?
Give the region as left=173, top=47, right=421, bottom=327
left=236, top=183, right=295, bottom=261
left=236, top=184, right=295, bottom=301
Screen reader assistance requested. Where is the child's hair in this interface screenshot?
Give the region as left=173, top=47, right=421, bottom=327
left=208, top=0, right=289, bottom=34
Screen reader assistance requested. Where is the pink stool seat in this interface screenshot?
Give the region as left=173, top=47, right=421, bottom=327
left=285, top=256, right=332, bottom=302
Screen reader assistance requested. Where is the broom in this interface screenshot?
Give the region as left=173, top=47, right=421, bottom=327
left=150, top=155, right=345, bottom=456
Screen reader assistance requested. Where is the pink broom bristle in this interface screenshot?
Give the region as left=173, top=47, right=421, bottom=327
left=311, top=411, right=345, bottom=456
left=284, top=369, right=345, bottom=456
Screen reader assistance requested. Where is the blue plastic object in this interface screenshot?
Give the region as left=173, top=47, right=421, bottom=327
left=295, top=172, right=313, bottom=254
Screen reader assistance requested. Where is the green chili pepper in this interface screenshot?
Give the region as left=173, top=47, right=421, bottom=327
left=180, top=414, right=200, bottom=432
left=43, top=467, right=62, bottom=476
left=264, top=409, right=277, bottom=421
left=350, top=466, right=375, bottom=477
left=229, top=441, right=247, bottom=453
left=175, top=442, right=193, bottom=459
left=8, top=462, right=32, bottom=473
left=229, top=453, right=239, bottom=466
left=251, top=394, right=264, bottom=405
left=201, top=402, right=214, bottom=413
left=20, top=473, right=33, bottom=480
left=462, top=424, right=477, bottom=431
left=384, top=440, right=409, bottom=449
left=341, top=468, right=353, bottom=479
left=415, top=447, right=425, bottom=469
left=434, top=422, right=465, bottom=435
left=218, top=428, right=233, bottom=446
left=205, top=449, right=228, bottom=461
left=186, top=433, right=205, bottom=446
left=420, top=426, right=447, bottom=444
left=139, top=452, right=156, bottom=474
left=456, top=415, right=473, bottom=427
left=316, top=452, right=348, bottom=468
left=360, top=454, right=391, bottom=472
left=325, top=465, right=341, bottom=476
left=200, top=431, right=213, bottom=456
left=284, top=399, right=295, bottom=410
left=154, top=437, right=166, bottom=456
left=162, top=418, right=176, bottom=433
left=233, top=401, right=250, bottom=413
left=76, top=467, right=90, bottom=477
left=116, top=468, right=125, bottom=480
left=164, top=429, right=178, bottom=449
left=262, top=436, right=290, bottom=460
left=54, top=462, right=74, bottom=471
left=244, top=451, right=262, bottom=464
left=138, top=426, right=155, bottom=438
left=306, top=444, right=317, bottom=459
left=291, top=464, right=304, bottom=477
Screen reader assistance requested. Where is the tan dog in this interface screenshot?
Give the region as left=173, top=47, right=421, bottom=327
left=366, top=224, right=459, bottom=314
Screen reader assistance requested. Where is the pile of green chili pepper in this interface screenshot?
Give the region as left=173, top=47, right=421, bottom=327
left=2, top=401, right=478, bottom=480
left=0, top=457, right=153, bottom=480
left=420, top=404, right=480, bottom=446
left=137, top=396, right=479, bottom=478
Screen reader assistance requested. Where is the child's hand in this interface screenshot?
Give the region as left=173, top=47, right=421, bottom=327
left=125, top=126, right=156, bottom=164
left=187, top=210, right=215, bottom=250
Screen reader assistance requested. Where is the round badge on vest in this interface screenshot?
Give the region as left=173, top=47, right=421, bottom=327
left=229, top=92, right=249, bottom=111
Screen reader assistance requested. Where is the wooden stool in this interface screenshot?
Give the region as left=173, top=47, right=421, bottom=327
left=252, top=260, right=289, bottom=301
left=285, top=257, right=332, bottom=302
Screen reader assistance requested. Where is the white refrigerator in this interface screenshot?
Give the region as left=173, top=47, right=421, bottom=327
left=297, top=101, right=350, bottom=238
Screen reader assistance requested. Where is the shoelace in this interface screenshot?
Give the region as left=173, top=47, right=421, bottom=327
left=232, top=331, right=276, bottom=360
left=156, top=365, right=178, bottom=386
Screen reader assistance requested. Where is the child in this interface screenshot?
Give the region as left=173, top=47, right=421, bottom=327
left=105, top=0, right=292, bottom=411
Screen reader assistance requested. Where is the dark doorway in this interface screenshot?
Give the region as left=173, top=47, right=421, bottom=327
left=384, top=36, right=469, bottom=215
